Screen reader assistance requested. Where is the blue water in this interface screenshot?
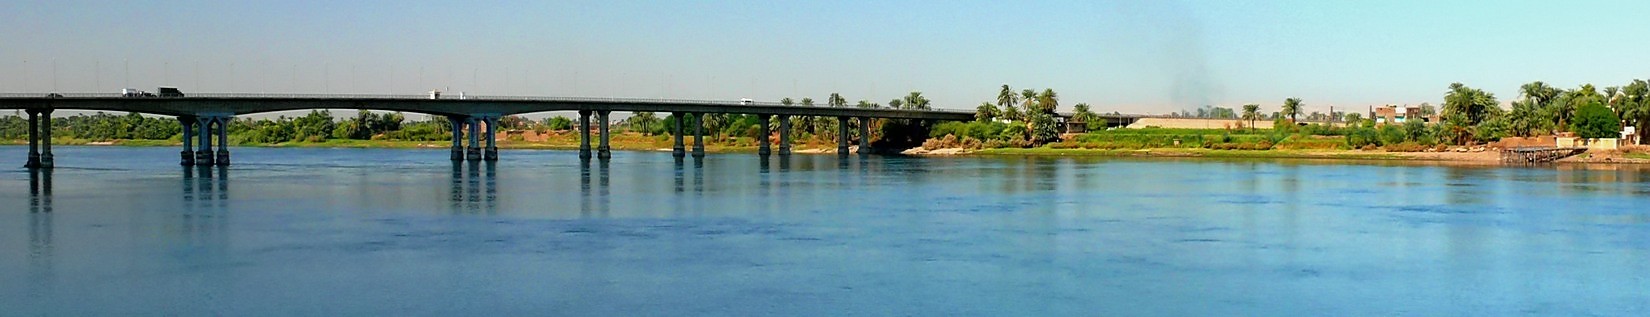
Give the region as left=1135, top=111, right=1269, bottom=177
left=3, top=146, right=1649, bottom=316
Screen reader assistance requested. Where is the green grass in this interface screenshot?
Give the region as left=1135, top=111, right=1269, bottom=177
left=975, top=147, right=1406, bottom=160
left=1626, top=152, right=1650, bottom=160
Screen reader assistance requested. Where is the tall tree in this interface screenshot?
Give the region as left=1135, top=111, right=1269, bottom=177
left=1242, top=104, right=1260, bottom=131
left=1072, top=103, right=1096, bottom=127
left=1281, top=97, right=1302, bottom=122
left=1036, top=88, right=1059, bottom=113
left=1622, top=79, right=1650, bottom=143
left=1443, top=83, right=1500, bottom=126
left=997, top=85, right=1018, bottom=110
left=1520, top=81, right=1559, bottom=106
left=903, top=92, right=931, bottom=110
left=1020, top=89, right=1037, bottom=111
left=828, top=93, right=847, bottom=108
left=1002, top=104, right=1023, bottom=122
left=975, top=102, right=1000, bottom=122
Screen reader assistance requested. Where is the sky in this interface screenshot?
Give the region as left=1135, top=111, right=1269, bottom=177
left=4, top=0, right=1650, bottom=116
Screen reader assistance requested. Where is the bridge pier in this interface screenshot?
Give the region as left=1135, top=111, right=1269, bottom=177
left=758, top=115, right=771, bottom=156
left=597, top=111, right=611, bottom=160
left=578, top=110, right=593, bottom=160
left=671, top=112, right=685, bottom=158
left=215, top=117, right=231, bottom=166
left=777, top=114, right=791, bottom=156
left=24, top=110, right=41, bottom=168
left=195, top=117, right=216, bottom=166
left=179, top=116, right=196, bottom=165
left=448, top=116, right=465, bottom=161
left=859, top=117, right=872, bottom=156
left=484, top=116, right=499, bottom=161
left=837, top=116, right=850, bottom=156
left=465, top=117, right=482, bottom=161
left=691, top=112, right=706, bottom=158
left=38, top=110, right=52, bottom=168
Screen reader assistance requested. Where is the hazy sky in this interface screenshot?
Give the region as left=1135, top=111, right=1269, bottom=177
left=5, top=0, right=1650, bottom=115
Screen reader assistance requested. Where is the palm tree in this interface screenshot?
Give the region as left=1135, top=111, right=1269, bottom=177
left=1623, top=79, right=1650, bottom=144
left=976, top=102, right=1000, bottom=122
left=888, top=99, right=903, bottom=110
left=798, top=97, right=816, bottom=135
left=828, top=93, right=847, bottom=108
left=1020, top=89, right=1037, bottom=111
left=1072, top=103, right=1096, bottom=127
left=997, top=85, right=1017, bottom=110
left=780, top=97, right=794, bottom=107
left=1003, top=105, right=1023, bottom=122
left=1281, top=98, right=1302, bottom=123
left=630, top=111, right=660, bottom=135
left=903, top=92, right=930, bottom=110
left=1037, top=89, right=1059, bottom=113
left=1520, top=81, right=1558, bottom=106
left=1242, top=104, right=1261, bottom=131
left=856, top=100, right=876, bottom=109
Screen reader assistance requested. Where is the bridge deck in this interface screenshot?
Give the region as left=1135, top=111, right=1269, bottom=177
left=0, top=93, right=975, bottom=120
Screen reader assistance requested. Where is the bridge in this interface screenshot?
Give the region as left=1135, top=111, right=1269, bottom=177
left=0, top=93, right=976, bottom=168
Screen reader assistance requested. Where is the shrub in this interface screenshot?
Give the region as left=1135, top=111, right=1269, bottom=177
left=1573, top=102, right=1621, bottom=139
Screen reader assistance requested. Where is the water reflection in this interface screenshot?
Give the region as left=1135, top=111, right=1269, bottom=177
left=448, top=161, right=497, bottom=214
left=182, top=166, right=229, bottom=203
left=578, top=159, right=611, bottom=218
left=177, top=166, right=229, bottom=251
left=26, top=168, right=53, bottom=309
left=29, top=168, right=51, bottom=213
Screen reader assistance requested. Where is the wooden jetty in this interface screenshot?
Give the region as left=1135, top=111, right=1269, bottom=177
left=1500, top=146, right=1587, bottom=164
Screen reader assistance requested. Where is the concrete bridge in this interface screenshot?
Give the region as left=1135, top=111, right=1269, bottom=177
left=0, top=93, right=975, bottom=168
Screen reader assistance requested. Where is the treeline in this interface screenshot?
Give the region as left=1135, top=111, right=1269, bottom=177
left=0, top=110, right=453, bottom=144
left=0, top=112, right=180, bottom=141
left=922, top=85, right=1089, bottom=148
left=232, top=110, right=451, bottom=144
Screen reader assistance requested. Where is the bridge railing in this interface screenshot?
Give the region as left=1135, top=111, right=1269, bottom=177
left=0, top=92, right=973, bottom=113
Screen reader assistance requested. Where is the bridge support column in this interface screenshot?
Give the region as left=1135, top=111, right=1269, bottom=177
left=777, top=115, right=791, bottom=156
left=691, top=113, right=705, bottom=158
left=671, top=112, right=685, bottom=158
left=578, top=110, right=593, bottom=160
left=597, top=111, right=611, bottom=160
left=465, top=118, right=482, bottom=161
left=837, top=116, right=849, bottom=155
left=179, top=116, right=196, bottom=166
left=859, top=117, right=872, bottom=156
left=39, top=110, right=52, bottom=168
left=195, top=117, right=215, bottom=166
left=484, top=117, right=499, bottom=161
left=758, top=115, right=771, bottom=156
left=24, top=110, right=40, bottom=168
left=215, top=117, right=231, bottom=166
left=448, top=116, right=465, bottom=161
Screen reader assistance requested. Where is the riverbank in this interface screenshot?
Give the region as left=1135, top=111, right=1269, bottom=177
left=0, top=132, right=845, bottom=154
left=13, top=135, right=1650, bottom=165
left=907, top=146, right=1650, bottom=165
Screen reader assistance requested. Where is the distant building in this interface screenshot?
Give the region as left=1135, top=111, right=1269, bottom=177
left=1369, top=105, right=1434, bottom=125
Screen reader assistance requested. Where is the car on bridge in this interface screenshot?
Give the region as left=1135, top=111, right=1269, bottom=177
left=121, top=88, right=155, bottom=98
left=740, top=98, right=753, bottom=105
left=157, top=87, right=185, bottom=97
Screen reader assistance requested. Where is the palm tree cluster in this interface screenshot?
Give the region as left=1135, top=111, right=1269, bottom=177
left=968, top=84, right=1091, bottom=145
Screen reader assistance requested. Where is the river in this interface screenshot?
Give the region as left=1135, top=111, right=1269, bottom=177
left=3, top=146, right=1648, bottom=315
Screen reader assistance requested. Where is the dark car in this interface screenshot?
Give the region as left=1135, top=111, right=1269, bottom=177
left=157, top=87, right=184, bottom=98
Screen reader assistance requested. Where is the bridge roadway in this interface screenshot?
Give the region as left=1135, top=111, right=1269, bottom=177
left=0, top=93, right=976, bottom=168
